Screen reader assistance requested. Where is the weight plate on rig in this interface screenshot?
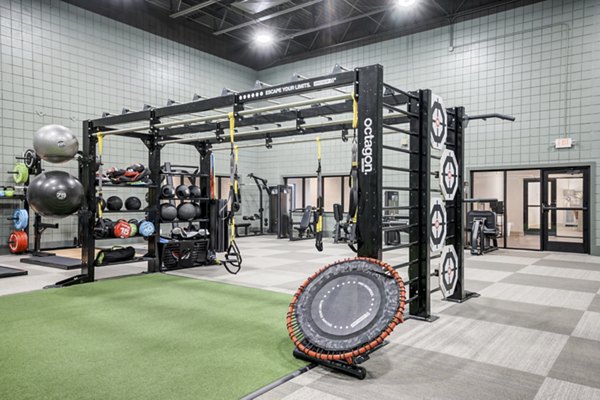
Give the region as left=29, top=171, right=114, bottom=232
left=439, top=245, right=458, bottom=298
left=439, top=149, right=459, bottom=200
left=8, top=231, right=28, bottom=254
left=430, top=197, right=447, bottom=252
left=13, top=208, right=29, bottom=230
left=13, top=163, right=29, bottom=184
left=23, top=149, right=37, bottom=169
left=430, top=94, right=447, bottom=150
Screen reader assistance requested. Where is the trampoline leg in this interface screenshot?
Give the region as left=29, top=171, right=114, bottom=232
left=292, top=348, right=367, bottom=380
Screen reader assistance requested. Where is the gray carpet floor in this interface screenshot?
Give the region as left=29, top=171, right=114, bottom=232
left=1, top=235, right=599, bottom=399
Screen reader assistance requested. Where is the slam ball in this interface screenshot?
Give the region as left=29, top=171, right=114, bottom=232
left=27, top=171, right=84, bottom=218
left=33, top=125, right=79, bottom=163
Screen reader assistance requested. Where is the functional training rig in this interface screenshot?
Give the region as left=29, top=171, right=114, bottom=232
left=57, top=65, right=477, bottom=358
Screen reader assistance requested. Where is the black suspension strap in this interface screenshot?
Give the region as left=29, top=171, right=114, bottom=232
left=222, top=112, right=242, bottom=274
left=347, top=92, right=359, bottom=253
left=315, top=137, right=323, bottom=252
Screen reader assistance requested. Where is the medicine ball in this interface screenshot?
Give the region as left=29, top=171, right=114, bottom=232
left=33, top=125, right=79, bottom=164
left=113, top=219, right=132, bottom=238
left=128, top=219, right=138, bottom=236
left=161, top=184, right=175, bottom=199
left=106, top=196, right=123, bottom=211
left=125, top=196, right=142, bottom=210
left=27, top=171, right=84, bottom=218
left=189, top=185, right=201, bottom=198
left=177, top=202, right=196, bottom=221
left=139, top=220, right=155, bottom=237
left=176, top=184, right=190, bottom=199
left=159, top=203, right=177, bottom=221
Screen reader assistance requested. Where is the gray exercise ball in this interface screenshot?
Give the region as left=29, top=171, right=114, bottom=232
left=33, top=124, right=79, bottom=163
left=27, top=171, right=84, bottom=218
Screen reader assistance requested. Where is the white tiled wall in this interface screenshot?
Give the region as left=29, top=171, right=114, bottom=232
left=0, top=0, right=257, bottom=248
left=2, top=0, right=599, bottom=254
left=256, top=0, right=600, bottom=254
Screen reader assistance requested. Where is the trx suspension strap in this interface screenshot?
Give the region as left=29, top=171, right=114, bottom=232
left=315, top=137, right=323, bottom=252
left=222, top=112, right=242, bottom=274
left=209, top=152, right=215, bottom=200
left=347, top=92, right=359, bottom=253
left=96, top=133, right=104, bottom=219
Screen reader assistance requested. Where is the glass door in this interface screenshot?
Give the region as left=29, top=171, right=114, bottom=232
left=541, top=168, right=590, bottom=253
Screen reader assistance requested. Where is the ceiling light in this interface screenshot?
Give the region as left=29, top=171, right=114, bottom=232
left=254, top=30, right=275, bottom=46
left=396, top=0, right=417, bottom=7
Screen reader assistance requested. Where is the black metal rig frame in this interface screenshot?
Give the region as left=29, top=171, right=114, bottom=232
left=56, top=64, right=475, bottom=317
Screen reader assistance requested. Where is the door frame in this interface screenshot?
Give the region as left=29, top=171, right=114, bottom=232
left=470, top=164, right=592, bottom=254
left=541, top=167, right=590, bottom=253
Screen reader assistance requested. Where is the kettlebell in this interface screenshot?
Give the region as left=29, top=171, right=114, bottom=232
left=0, top=187, right=5, bottom=197
left=161, top=184, right=175, bottom=199
left=189, top=185, right=201, bottom=198
left=159, top=203, right=178, bottom=221
left=175, top=184, right=190, bottom=199
left=4, top=186, right=15, bottom=197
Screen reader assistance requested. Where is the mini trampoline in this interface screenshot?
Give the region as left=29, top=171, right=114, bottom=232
left=287, top=257, right=406, bottom=378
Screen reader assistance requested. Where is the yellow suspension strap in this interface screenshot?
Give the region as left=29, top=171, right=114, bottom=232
left=96, top=132, right=104, bottom=219
left=223, top=111, right=242, bottom=274
left=315, top=137, right=323, bottom=252
left=346, top=91, right=359, bottom=252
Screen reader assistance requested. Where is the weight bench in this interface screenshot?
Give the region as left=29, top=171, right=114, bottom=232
left=235, top=222, right=251, bottom=237
left=291, top=206, right=314, bottom=240
left=467, top=210, right=499, bottom=255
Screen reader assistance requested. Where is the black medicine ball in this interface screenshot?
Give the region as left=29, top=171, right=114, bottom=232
left=125, top=196, right=142, bottom=210
left=106, top=196, right=123, bottom=211
left=177, top=202, right=196, bottom=221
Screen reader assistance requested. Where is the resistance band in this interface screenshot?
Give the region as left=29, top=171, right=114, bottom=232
left=209, top=152, right=216, bottom=200
left=315, top=137, right=323, bottom=252
left=222, top=112, right=242, bottom=274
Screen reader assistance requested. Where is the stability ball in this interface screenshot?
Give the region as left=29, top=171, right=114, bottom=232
left=33, top=125, right=79, bottom=163
left=27, top=171, right=84, bottom=218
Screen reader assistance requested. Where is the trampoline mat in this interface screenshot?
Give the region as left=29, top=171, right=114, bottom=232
left=0, top=266, right=28, bottom=279
left=293, top=258, right=404, bottom=352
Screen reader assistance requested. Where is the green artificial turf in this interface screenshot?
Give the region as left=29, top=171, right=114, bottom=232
left=0, top=274, right=305, bottom=400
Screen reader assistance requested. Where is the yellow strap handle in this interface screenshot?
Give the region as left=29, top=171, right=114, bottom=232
left=316, top=137, right=321, bottom=160
left=234, top=145, right=239, bottom=195
left=228, top=112, right=235, bottom=144
left=97, top=133, right=104, bottom=156
left=230, top=217, right=236, bottom=243
left=351, top=91, right=358, bottom=129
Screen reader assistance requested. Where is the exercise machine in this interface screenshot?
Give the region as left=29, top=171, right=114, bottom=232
left=465, top=198, right=504, bottom=255
left=246, top=173, right=270, bottom=235
left=269, top=185, right=292, bottom=238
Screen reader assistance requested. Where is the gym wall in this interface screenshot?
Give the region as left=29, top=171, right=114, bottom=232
left=0, top=0, right=257, bottom=249
left=254, top=0, right=600, bottom=254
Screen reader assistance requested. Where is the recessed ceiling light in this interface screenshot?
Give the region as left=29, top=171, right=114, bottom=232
left=397, top=0, right=417, bottom=7
left=254, top=30, right=275, bottom=46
